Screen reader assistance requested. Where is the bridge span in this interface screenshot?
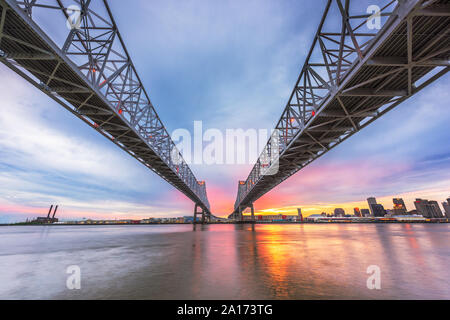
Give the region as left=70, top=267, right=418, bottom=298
left=231, top=0, right=450, bottom=220
left=0, top=0, right=212, bottom=221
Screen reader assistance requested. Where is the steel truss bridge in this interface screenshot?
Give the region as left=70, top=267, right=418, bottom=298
left=0, top=0, right=212, bottom=221
left=231, top=0, right=450, bottom=220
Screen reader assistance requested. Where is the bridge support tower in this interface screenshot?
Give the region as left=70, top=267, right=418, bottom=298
left=250, top=203, right=255, bottom=223
left=194, top=204, right=210, bottom=224
left=236, top=204, right=255, bottom=222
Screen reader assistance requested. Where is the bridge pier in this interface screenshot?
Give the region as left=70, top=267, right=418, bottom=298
left=236, top=204, right=255, bottom=222
left=193, top=204, right=199, bottom=224
left=238, top=206, right=244, bottom=222
left=194, top=204, right=210, bottom=224
left=201, top=210, right=206, bottom=224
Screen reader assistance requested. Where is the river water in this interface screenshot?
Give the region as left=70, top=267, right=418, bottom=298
left=0, top=223, right=449, bottom=299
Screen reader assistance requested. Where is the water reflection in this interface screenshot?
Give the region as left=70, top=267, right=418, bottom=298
left=0, top=224, right=448, bottom=299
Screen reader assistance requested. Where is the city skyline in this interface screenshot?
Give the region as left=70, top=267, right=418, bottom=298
left=1, top=0, right=450, bottom=222
left=6, top=191, right=450, bottom=223
left=251, top=193, right=450, bottom=217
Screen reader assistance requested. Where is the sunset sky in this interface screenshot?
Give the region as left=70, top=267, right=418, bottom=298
left=1, top=0, right=450, bottom=223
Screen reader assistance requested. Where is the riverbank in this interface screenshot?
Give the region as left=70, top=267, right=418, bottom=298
left=1, top=220, right=449, bottom=226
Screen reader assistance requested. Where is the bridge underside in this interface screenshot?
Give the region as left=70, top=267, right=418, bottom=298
left=232, top=0, right=450, bottom=219
left=0, top=0, right=210, bottom=214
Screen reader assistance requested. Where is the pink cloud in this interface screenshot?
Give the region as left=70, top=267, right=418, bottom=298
left=251, top=157, right=412, bottom=212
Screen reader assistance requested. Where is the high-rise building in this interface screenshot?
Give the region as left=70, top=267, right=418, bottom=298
left=334, top=208, right=345, bottom=217
left=372, top=204, right=386, bottom=217
left=354, top=208, right=361, bottom=217
left=297, top=208, right=303, bottom=222
left=367, top=197, right=377, bottom=216
left=360, top=209, right=370, bottom=217
left=442, top=199, right=450, bottom=218
left=415, top=199, right=430, bottom=218
left=393, top=198, right=407, bottom=215
left=429, top=201, right=443, bottom=218
left=414, top=198, right=443, bottom=218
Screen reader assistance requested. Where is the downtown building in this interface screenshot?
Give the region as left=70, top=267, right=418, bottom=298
left=360, top=209, right=371, bottom=217
left=393, top=198, right=408, bottom=215
left=334, top=208, right=345, bottom=217
left=367, top=197, right=386, bottom=217
left=367, top=197, right=377, bottom=215
left=414, top=199, right=444, bottom=218
left=243, top=214, right=301, bottom=222
left=442, top=198, right=450, bottom=218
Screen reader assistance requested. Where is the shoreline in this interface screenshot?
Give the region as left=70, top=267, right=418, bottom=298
left=1, top=220, right=449, bottom=227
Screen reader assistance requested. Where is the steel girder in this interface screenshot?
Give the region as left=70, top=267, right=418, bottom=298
left=232, top=0, right=450, bottom=217
left=0, top=0, right=210, bottom=213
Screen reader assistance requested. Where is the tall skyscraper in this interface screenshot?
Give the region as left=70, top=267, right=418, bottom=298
left=414, top=199, right=443, bottom=218
left=367, top=197, right=377, bottom=216
left=415, top=199, right=430, bottom=218
left=297, top=208, right=303, bottom=222
left=334, top=208, right=345, bottom=217
left=372, top=204, right=386, bottom=217
left=442, top=199, right=450, bottom=218
left=393, top=198, right=407, bottom=215
left=429, top=201, right=443, bottom=218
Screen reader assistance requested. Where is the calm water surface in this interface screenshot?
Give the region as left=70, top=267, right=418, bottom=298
left=0, top=223, right=449, bottom=299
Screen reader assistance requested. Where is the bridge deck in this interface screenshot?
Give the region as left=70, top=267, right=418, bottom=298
left=0, top=0, right=210, bottom=212
left=233, top=0, right=450, bottom=216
